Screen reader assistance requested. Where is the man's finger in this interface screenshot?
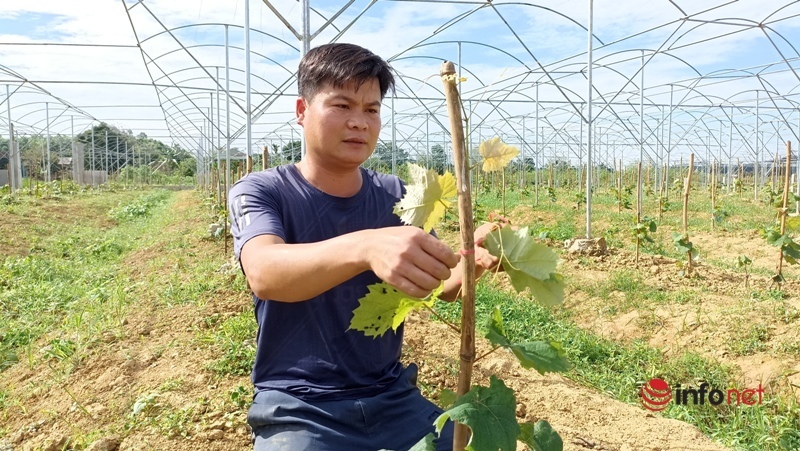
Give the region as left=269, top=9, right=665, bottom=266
left=420, top=235, right=459, bottom=268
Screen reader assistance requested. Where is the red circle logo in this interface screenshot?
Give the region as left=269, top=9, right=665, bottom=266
left=640, top=378, right=672, bottom=411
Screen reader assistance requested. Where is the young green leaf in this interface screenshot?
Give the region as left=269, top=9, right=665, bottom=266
left=736, top=255, right=752, bottom=267
left=484, top=226, right=558, bottom=282
left=486, top=307, right=570, bottom=375
left=409, top=433, right=437, bottom=451
left=523, top=273, right=564, bottom=307
left=393, top=163, right=456, bottom=232
left=439, top=388, right=458, bottom=409
left=348, top=283, right=440, bottom=338
left=434, top=376, right=520, bottom=451
left=518, top=420, right=564, bottom=451
left=786, top=216, right=800, bottom=233
left=672, top=232, right=694, bottom=254
left=484, top=227, right=564, bottom=306
left=479, top=137, right=519, bottom=173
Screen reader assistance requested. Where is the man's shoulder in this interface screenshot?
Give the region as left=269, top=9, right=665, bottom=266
left=230, top=165, right=295, bottom=194
left=362, top=167, right=404, bottom=196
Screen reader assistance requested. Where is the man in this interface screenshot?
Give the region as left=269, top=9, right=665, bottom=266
left=230, top=43, right=498, bottom=451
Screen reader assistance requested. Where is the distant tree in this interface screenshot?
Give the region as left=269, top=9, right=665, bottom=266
left=281, top=140, right=301, bottom=163
left=370, top=141, right=408, bottom=172
left=430, top=144, right=447, bottom=174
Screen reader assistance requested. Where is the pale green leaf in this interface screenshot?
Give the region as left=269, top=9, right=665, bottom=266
left=348, top=282, right=438, bottom=338
left=485, top=306, right=507, bottom=347
left=527, top=275, right=565, bottom=307
left=434, top=376, right=520, bottom=451
left=485, top=307, right=570, bottom=375
left=519, top=420, right=564, bottom=451
left=787, top=216, right=800, bottom=233
left=508, top=341, right=571, bottom=375
left=479, top=137, right=519, bottom=172
left=439, top=389, right=458, bottom=409
left=484, top=227, right=559, bottom=283
left=393, top=163, right=456, bottom=232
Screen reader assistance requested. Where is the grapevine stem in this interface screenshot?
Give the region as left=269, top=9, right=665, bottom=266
left=473, top=346, right=500, bottom=364
left=424, top=304, right=461, bottom=335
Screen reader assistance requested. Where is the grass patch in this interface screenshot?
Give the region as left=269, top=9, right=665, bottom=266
left=0, top=189, right=175, bottom=372
left=580, top=268, right=676, bottom=312
left=433, top=283, right=800, bottom=451
left=202, top=310, right=257, bottom=377
left=728, top=323, right=771, bottom=356
left=108, top=190, right=171, bottom=222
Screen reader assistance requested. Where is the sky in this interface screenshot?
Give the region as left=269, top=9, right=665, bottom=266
left=1, top=0, right=799, bottom=164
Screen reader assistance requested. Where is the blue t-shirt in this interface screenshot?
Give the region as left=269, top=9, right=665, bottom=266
left=229, top=164, right=405, bottom=401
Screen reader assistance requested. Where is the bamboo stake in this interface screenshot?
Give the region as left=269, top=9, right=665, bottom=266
left=441, top=61, right=476, bottom=451
left=262, top=146, right=269, bottom=171
left=683, top=154, right=695, bottom=275
left=777, top=141, right=792, bottom=283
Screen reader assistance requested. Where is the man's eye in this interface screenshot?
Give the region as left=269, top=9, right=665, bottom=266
left=336, top=104, right=349, bottom=109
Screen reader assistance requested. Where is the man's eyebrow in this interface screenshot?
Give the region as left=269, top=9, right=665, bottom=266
left=329, top=94, right=381, bottom=107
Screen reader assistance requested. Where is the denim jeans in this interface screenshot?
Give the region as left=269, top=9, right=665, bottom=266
left=247, top=364, right=454, bottom=451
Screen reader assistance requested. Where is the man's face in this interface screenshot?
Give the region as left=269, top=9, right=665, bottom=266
left=296, top=78, right=382, bottom=170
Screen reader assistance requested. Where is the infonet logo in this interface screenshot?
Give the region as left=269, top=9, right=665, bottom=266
left=640, top=378, right=765, bottom=411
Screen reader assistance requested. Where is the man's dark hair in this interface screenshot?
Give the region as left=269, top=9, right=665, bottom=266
left=298, top=43, right=395, bottom=101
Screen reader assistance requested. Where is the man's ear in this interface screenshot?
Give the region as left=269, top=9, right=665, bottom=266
left=296, top=97, right=307, bottom=126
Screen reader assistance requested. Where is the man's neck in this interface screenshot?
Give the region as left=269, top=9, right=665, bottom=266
left=295, top=158, right=363, bottom=198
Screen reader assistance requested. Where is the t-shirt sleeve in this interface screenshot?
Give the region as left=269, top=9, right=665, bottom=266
left=228, top=174, right=286, bottom=259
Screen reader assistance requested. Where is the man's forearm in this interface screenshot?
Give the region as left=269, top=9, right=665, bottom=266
left=245, top=232, right=371, bottom=302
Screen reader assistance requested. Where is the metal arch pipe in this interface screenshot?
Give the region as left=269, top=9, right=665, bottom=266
left=148, top=44, right=296, bottom=80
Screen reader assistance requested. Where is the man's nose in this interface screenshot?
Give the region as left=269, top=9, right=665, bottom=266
left=347, top=112, right=368, bottom=130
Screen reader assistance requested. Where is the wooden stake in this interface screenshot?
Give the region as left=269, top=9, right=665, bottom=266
left=262, top=146, right=269, bottom=171
left=441, top=62, right=476, bottom=451
left=777, top=141, right=792, bottom=283
left=683, top=154, right=695, bottom=275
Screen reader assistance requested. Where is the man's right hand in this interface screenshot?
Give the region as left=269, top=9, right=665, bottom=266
left=362, top=227, right=459, bottom=298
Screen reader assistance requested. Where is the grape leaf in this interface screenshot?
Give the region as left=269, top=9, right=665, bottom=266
left=527, top=274, right=565, bottom=307
left=483, top=227, right=563, bottom=305
left=484, top=227, right=558, bottom=281
left=434, top=376, right=520, bottom=451
left=486, top=307, right=570, bottom=375
left=439, top=388, right=458, bottom=409
left=786, top=216, right=800, bottom=233
left=348, top=283, right=440, bottom=338
left=394, top=163, right=456, bottom=232
left=518, top=420, right=564, bottom=451
left=479, top=137, right=519, bottom=173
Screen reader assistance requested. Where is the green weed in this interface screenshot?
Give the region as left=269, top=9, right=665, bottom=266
left=0, top=190, right=174, bottom=373
left=108, top=190, right=170, bottom=222
left=203, top=310, right=257, bottom=377
left=728, top=323, right=771, bottom=356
